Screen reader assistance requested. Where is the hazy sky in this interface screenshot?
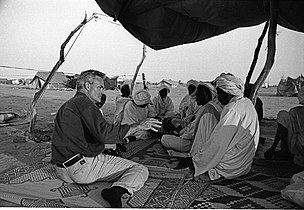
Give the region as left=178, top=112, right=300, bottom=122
left=1, top=0, right=304, bottom=85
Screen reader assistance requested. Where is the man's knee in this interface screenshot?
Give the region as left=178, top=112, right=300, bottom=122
left=160, top=135, right=171, bottom=148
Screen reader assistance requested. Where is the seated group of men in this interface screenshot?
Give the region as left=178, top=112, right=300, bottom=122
left=50, top=69, right=303, bottom=208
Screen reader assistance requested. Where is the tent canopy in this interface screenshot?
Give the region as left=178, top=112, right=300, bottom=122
left=95, top=0, right=304, bottom=50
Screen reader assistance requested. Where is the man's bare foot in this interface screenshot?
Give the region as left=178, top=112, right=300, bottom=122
left=167, top=150, right=189, bottom=158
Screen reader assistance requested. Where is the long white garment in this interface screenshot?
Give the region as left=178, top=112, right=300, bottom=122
left=121, top=101, right=155, bottom=140
left=121, top=101, right=154, bottom=125
left=181, top=101, right=221, bottom=140
left=114, top=95, right=131, bottom=124
left=178, top=94, right=198, bottom=124
left=282, top=170, right=304, bottom=207
left=190, top=105, right=220, bottom=156
left=161, top=102, right=221, bottom=152
left=152, top=95, right=175, bottom=119
left=192, top=96, right=260, bottom=179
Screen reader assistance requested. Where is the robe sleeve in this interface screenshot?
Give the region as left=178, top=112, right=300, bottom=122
left=121, top=102, right=140, bottom=125
left=164, top=97, right=175, bottom=118
left=190, top=113, right=219, bottom=156
left=192, top=107, right=240, bottom=176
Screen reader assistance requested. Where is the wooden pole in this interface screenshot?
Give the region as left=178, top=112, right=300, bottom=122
left=142, top=73, right=147, bottom=90
left=245, top=21, right=269, bottom=85
left=249, top=0, right=278, bottom=104
left=28, top=13, right=99, bottom=132
left=130, top=44, right=147, bottom=95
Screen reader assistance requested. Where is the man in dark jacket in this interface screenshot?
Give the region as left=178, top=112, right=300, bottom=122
left=51, top=69, right=161, bottom=208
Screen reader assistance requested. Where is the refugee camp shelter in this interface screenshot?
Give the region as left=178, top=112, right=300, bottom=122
left=0, top=78, right=8, bottom=84
left=65, top=73, right=79, bottom=89
left=158, top=79, right=172, bottom=88
left=158, top=79, right=179, bottom=88
left=28, top=71, right=67, bottom=89
left=104, top=76, right=119, bottom=90
left=277, top=76, right=303, bottom=97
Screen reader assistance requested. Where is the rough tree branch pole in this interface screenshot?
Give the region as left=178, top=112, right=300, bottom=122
left=130, top=44, right=147, bottom=95
left=249, top=0, right=278, bottom=104
left=28, top=13, right=99, bottom=132
left=245, top=21, right=269, bottom=85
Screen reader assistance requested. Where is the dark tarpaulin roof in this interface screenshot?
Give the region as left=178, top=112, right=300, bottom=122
left=95, top=0, right=304, bottom=50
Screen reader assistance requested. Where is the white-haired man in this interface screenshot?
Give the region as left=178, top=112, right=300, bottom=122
left=51, top=69, right=161, bottom=208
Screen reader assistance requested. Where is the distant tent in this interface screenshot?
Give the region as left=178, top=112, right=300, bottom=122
left=158, top=79, right=180, bottom=88
left=12, top=79, right=22, bottom=85
left=104, top=76, right=119, bottom=90
left=158, top=79, right=172, bottom=88
left=277, top=77, right=298, bottom=97
left=28, top=71, right=67, bottom=89
left=65, top=74, right=79, bottom=89
left=0, top=78, right=8, bottom=84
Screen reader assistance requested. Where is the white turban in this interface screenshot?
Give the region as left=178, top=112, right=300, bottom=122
left=298, top=86, right=304, bottom=105
left=133, top=89, right=152, bottom=105
left=158, top=83, right=170, bottom=93
left=214, top=73, right=244, bottom=96
left=187, top=79, right=198, bottom=87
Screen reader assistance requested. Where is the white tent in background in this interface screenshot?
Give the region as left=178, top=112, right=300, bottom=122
left=28, top=71, right=67, bottom=89
left=158, top=79, right=179, bottom=88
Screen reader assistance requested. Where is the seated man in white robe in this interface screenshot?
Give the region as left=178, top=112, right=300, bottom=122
left=161, top=82, right=222, bottom=152
left=166, top=79, right=199, bottom=133
left=264, top=86, right=304, bottom=167
left=121, top=89, right=157, bottom=140
left=190, top=73, right=259, bottom=181
left=114, top=84, right=132, bottom=125
left=178, top=79, right=199, bottom=122
left=152, top=83, right=175, bottom=120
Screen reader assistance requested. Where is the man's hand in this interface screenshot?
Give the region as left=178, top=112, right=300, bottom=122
left=125, top=118, right=162, bottom=139
left=137, top=118, right=162, bottom=132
